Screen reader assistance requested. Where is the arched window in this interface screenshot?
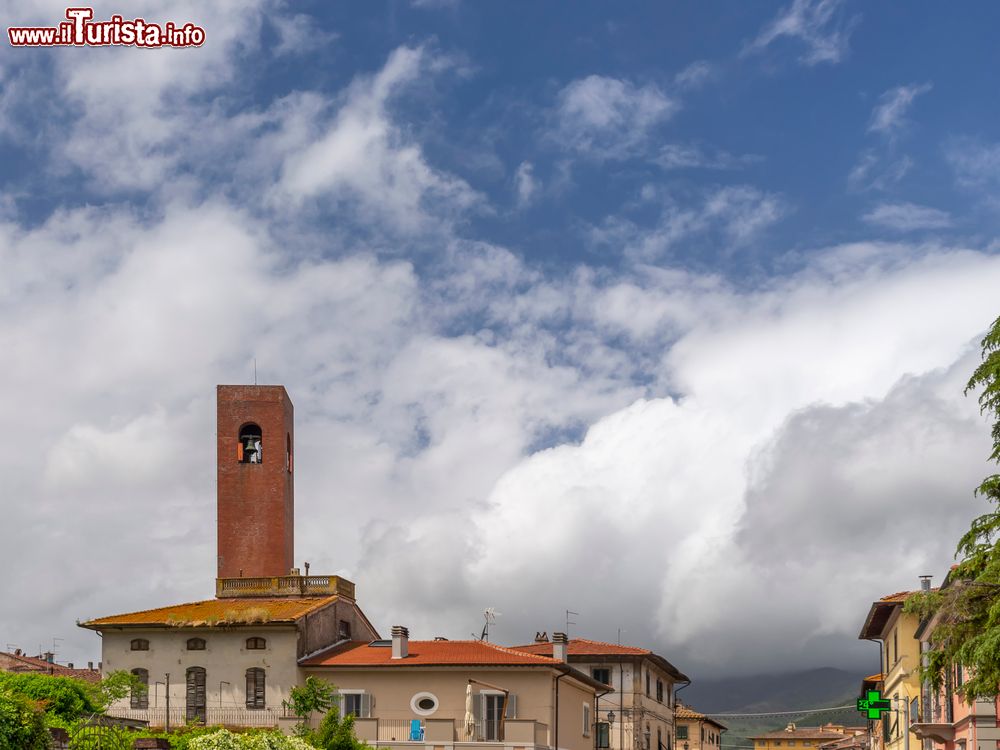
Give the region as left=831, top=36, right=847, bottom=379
left=246, top=637, right=266, bottom=650
left=130, top=638, right=149, bottom=651
left=130, top=668, right=149, bottom=709
left=186, top=637, right=206, bottom=651
left=238, top=423, right=263, bottom=464
left=246, top=668, right=265, bottom=709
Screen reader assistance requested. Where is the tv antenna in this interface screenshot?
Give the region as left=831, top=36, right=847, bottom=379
left=565, top=610, right=578, bottom=637
left=475, top=607, right=501, bottom=642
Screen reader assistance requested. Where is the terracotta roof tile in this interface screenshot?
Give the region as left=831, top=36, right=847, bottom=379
left=513, top=638, right=650, bottom=656
left=879, top=591, right=915, bottom=602
left=303, top=639, right=573, bottom=667
left=81, top=596, right=338, bottom=628
left=675, top=705, right=706, bottom=720
left=0, top=652, right=101, bottom=682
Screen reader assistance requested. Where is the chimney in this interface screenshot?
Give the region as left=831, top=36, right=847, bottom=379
left=552, top=631, right=568, bottom=662
left=87, top=662, right=93, bottom=671
left=919, top=575, right=932, bottom=592
left=534, top=631, right=549, bottom=643
left=392, top=625, right=409, bottom=659
left=67, top=663, right=73, bottom=669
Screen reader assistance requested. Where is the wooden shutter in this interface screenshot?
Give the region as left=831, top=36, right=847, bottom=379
left=186, top=667, right=206, bottom=723
left=246, top=668, right=265, bottom=709
left=505, top=693, right=517, bottom=719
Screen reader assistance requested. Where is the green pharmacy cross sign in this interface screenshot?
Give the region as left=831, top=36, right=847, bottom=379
left=857, top=690, right=892, bottom=720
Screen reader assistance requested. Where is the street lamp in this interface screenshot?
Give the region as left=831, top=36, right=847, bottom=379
left=608, top=711, right=616, bottom=725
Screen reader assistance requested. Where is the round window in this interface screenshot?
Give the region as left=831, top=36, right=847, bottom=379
left=410, top=692, right=439, bottom=716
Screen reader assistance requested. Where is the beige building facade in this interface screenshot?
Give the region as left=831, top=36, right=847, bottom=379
left=302, top=629, right=607, bottom=750
left=514, top=636, right=689, bottom=750
left=674, top=704, right=725, bottom=750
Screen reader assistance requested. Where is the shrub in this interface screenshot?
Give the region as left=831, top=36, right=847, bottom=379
left=0, top=686, right=50, bottom=750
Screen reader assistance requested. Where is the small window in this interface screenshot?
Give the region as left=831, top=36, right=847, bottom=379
left=342, top=692, right=370, bottom=718
left=645, top=670, right=651, bottom=697
left=583, top=703, right=591, bottom=737
left=130, top=638, right=149, bottom=651
left=246, top=668, right=265, bottom=709
left=339, top=620, right=352, bottom=641
left=677, top=726, right=689, bottom=741
left=246, top=637, right=266, bottom=650
left=186, top=637, right=206, bottom=651
left=130, top=668, right=149, bottom=709
left=656, top=679, right=663, bottom=703
left=593, top=668, right=611, bottom=685
left=411, top=691, right=439, bottom=716
left=238, top=423, right=262, bottom=464
left=658, top=729, right=663, bottom=750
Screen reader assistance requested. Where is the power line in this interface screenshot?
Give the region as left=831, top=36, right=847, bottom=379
left=707, top=704, right=856, bottom=718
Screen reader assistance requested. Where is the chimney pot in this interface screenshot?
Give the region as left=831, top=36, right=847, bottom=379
left=919, top=575, right=932, bottom=592
left=391, top=625, right=409, bottom=659
left=535, top=631, right=549, bottom=643
left=67, top=663, right=73, bottom=669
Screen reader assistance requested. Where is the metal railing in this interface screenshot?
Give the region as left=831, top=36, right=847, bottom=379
left=459, top=719, right=505, bottom=743
left=106, top=706, right=279, bottom=727
left=377, top=719, right=425, bottom=742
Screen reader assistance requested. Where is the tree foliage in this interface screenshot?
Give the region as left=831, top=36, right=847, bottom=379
left=0, top=686, right=50, bottom=750
left=907, top=314, right=1000, bottom=700
left=0, top=672, right=101, bottom=722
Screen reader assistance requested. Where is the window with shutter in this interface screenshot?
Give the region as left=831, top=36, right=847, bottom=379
left=246, top=668, right=265, bottom=709
left=246, top=637, right=266, bottom=650
left=130, top=638, right=149, bottom=651
left=186, top=667, right=206, bottom=724
left=505, top=693, right=517, bottom=719
left=130, top=668, right=149, bottom=709
left=186, top=637, right=206, bottom=651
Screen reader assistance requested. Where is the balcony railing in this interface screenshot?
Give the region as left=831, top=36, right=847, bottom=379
left=355, top=717, right=549, bottom=747
left=216, top=575, right=356, bottom=600
left=105, top=706, right=279, bottom=728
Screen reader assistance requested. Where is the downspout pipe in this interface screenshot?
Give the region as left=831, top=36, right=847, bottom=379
left=594, top=686, right=614, bottom=750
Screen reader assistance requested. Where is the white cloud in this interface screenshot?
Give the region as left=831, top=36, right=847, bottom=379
left=674, top=61, right=715, bottom=90
left=595, top=185, right=787, bottom=260
left=746, top=0, right=858, bottom=66
left=847, top=150, right=913, bottom=192
left=514, top=161, right=538, bottom=207
left=945, top=137, right=1000, bottom=189
left=862, top=202, right=952, bottom=231
left=272, top=46, right=483, bottom=232
left=655, top=144, right=759, bottom=171
left=868, top=83, right=932, bottom=136
left=551, top=75, right=678, bottom=159
left=271, top=13, right=337, bottom=56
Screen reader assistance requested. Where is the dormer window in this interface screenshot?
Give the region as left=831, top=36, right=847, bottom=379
left=238, top=424, right=262, bottom=464
left=186, top=637, right=206, bottom=651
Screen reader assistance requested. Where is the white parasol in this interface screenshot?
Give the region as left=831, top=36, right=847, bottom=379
left=464, top=683, right=476, bottom=736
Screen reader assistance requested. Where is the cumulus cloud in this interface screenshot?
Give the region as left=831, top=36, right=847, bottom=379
left=862, top=202, right=952, bottom=231
left=868, top=83, right=932, bottom=137
left=551, top=75, right=678, bottom=159
left=745, top=0, right=859, bottom=66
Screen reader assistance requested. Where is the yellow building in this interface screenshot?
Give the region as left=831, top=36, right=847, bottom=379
left=674, top=704, right=726, bottom=750
left=858, top=590, right=925, bottom=750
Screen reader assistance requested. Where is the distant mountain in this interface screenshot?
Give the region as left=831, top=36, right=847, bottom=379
left=678, top=668, right=867, bottom=750
left=680, top=667, right=865, bottom=714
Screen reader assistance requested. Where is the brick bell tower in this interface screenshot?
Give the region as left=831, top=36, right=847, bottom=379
left=216, top=385, right=294, bottom=579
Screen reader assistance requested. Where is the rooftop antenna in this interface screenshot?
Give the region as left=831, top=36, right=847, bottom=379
left=477, top=608, right=500, bottom=642
left=253, top=358, right=257, bottom=386
left=565, top=609, right=578, bottom=637
left=617, top=627, right=623, bottom=645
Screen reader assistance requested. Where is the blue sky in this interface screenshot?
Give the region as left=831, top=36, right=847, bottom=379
left=2, top=1, right=1000, bottom=678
